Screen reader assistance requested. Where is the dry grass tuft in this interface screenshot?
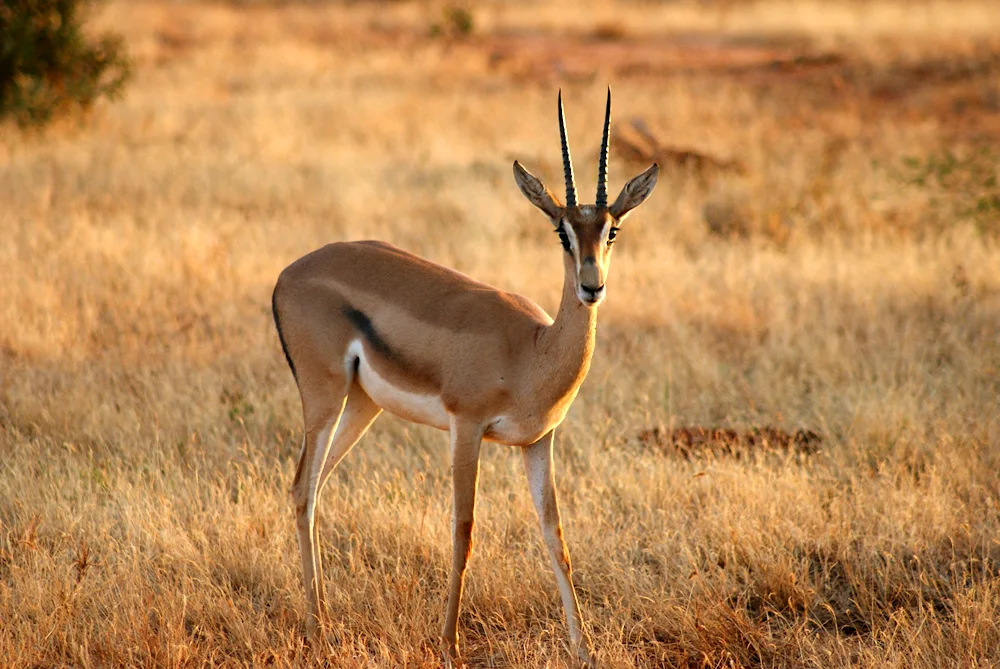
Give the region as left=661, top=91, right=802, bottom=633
left=2, top=1, right=1000, bottom=667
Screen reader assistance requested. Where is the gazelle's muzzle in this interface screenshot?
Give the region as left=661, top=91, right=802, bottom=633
left=577, top=259, right=606, bottom=306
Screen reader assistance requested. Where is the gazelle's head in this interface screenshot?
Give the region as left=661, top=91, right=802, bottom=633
left=513, top=89, right=658, bottom=308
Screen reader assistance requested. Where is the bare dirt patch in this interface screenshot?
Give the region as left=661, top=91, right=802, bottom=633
left=637, top=425, right=824, bottom=458
left=464, top=27, right=1000, bottom=140
left=483, top=29, right=834, bottom=81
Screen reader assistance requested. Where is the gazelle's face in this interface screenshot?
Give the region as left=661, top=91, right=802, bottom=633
left=513, top=159, right=659, bottom=309
left=511, top=89, right=659, bottom=309
left=557, top=206, right=619, bottom=307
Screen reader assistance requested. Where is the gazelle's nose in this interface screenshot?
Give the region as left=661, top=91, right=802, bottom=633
left=578, top=282, right=606, bottom=306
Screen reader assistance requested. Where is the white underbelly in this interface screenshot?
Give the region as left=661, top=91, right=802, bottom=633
left=347, top=340, right=450, bottom=431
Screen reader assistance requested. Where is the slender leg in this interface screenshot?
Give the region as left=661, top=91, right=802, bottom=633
left=292, top=387, right=347, bottom=639
left=442, top=417, right=484, bottom=660
left=312, top=382, right=382, bottom=611
left=317, top=383, right=381, bottom=493
left=523, top=430, right=595, bottom=667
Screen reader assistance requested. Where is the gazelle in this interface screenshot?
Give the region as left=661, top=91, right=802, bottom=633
left=271, top=89, right=657, bottom=666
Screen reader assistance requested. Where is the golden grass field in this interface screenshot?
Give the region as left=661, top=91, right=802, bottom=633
left=2, top=1, right=1000, bottom=666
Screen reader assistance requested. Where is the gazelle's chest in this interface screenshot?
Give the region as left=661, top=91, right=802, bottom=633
left=485, top=388, right=580, bottom=446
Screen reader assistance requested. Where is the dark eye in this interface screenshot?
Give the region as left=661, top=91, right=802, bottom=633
left=556, top=226, right=571, bottom=252
left=607, top=226, right=620, bottom=245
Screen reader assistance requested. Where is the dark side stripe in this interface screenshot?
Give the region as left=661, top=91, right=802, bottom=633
left=342, top=305, right=396, bottom=362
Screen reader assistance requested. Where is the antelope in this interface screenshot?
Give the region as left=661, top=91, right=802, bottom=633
left=271, top=89, right=658, bottom=666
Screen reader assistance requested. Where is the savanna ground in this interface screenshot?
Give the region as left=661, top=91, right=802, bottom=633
left=2, top=1, right=1000, bottom=666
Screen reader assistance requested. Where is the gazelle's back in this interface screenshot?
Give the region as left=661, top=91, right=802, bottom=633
left=277, top=240, right=550, bottom=333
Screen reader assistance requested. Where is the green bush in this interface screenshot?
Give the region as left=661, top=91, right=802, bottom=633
left=0, top=0, right=131, bottom=129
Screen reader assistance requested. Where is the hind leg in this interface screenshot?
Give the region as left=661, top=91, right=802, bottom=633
left=317, top=381, right=382, bottom=494
left=292, top=374, right=382, bottom=637
left=312, top=382, right=381, bottom=612
left=291, top=372, right=348, bottom=638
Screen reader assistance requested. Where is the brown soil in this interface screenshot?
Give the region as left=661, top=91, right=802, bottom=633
left=470, top=30, right=1000, bottom=141
left=637, top=425, right=824, bottom=458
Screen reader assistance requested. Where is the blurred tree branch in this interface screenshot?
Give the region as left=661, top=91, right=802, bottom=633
left=0, top=0, right=131, bottom=129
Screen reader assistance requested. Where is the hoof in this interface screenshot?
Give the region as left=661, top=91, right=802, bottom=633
left=304, top=616, right=326, bottom=647
left=442, top=646, right=462, bottom=668
left=574, top=642, right=597, bottom=668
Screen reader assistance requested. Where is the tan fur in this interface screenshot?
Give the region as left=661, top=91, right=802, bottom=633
left=272, top=95, right=658, bottom=667
left=275, top=240, right=593, bottom=436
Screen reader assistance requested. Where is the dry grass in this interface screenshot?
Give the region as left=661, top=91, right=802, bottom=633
left=2, top=1, right=1000, bottom=667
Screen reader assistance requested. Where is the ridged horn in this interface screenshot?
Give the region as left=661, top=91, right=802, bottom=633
left=596, top=87, right=611, bottom=208
left=558, top=90, right=577, bottom=208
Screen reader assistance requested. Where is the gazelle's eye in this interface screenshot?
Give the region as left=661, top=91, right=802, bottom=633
left=556, top=226, right=571, bottom=253
left=607, top=226, right=620, bottom=245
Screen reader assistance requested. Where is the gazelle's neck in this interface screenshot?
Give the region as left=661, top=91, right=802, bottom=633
left=535, top=257, right=598, bottom=400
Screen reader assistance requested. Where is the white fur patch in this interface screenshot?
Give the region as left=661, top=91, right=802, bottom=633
left=600, top=219, right=612, bottom=244
left=346, top=340, right=450, bottom=431
left=562, top=220, right=581, bottom=271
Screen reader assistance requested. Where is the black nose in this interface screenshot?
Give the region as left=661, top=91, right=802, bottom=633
left=581, top=284, right=604, bottom=297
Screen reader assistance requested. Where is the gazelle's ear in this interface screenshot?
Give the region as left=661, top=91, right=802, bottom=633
left=513, top=161, right=563, bottom=221
left=609, top=163, right=659, bottom=221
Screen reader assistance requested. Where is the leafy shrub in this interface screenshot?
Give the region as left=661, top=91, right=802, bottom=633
left=0, top=0, right=131, bottom=128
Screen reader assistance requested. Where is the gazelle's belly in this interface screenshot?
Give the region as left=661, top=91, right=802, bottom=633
left=346, top=340, right=451, bottom=432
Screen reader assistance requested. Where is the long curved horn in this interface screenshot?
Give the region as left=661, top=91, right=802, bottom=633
left=558, top=90, right=577, bottom=208
left=596, top=87, right=611, bottom=208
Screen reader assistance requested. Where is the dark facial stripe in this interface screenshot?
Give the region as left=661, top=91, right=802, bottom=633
left=556, top=223, right=572, bottom=254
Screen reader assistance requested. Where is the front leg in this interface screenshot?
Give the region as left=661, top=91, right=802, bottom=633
left=523, top=430, right=595, bottom=667
left=442, top=417, right=484, bottom=661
